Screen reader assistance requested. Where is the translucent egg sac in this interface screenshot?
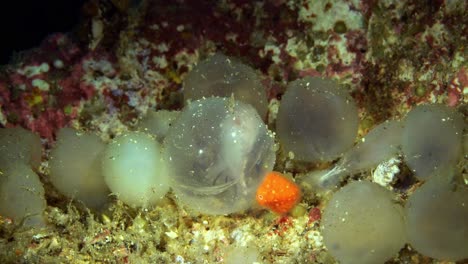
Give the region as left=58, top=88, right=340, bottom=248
left=0, top=127, right=46, bottom=227
left=0, top=163, right=47, bottom=227
left=464, top=131, right=468, bottom=157
left=321, top=181, right=406, bottom=264
left=305, top=120, right=404, bottom=191
left=402, top=104, right=463, bottom=179
left=0, top=127, right=42, bottom=170
left=405, top=175, right=468, bottom=261
left=339, top=120, right=403, bottom=172
left=136, top=109, right=180, bottom=142
left=102, top=132, right=169, bottom=208
left=183, top=53, right=268, bottom=119
left=164, top=97, right=276, bottom=215
left=276, top=77, right=359, bottom=162
left=49, top=128, right=110, bottom=209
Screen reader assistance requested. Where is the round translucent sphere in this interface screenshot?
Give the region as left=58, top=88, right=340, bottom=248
left=402, top=104, right=463, bottom=179
left=50, top=128, right=109, bottom=209
left=405, top=175, right=468, bottom=261
left=0, top=127, right=42, bottom=170
left=322, top=181, right=406, bottom=264
left=276, top=77, right=359, bottom=162
left=0, top=163, right=47, bottom=227
left=164, top=97, right=276, bottom=215
left=183, top=53, right=268, bottom=119
left=102, top=132, right=170, bottom=208
left=137, top=110, right=180, bottom=142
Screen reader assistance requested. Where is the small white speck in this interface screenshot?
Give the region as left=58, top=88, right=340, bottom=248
left=53, top=59, right=64, bottom=69
left=165, top=231, right=178, bottom=239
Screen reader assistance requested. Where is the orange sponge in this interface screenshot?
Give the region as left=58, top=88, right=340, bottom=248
left=256, top=171, right=301, bottom=214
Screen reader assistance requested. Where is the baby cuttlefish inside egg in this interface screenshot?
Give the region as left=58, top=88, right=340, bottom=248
left=164, top=97, right=276, bottom=215
left=221, top=102, right=261, bottom=179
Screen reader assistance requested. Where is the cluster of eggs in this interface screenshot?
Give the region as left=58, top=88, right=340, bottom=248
left=0, top=128, right=45, bottom=227
left=316, top=102, right=466, bottom=263
left=0, top=53, right=466, bottom=263
left=0, top=54, right=278, bottom=219
left=49, top=54, right=279, bottom=215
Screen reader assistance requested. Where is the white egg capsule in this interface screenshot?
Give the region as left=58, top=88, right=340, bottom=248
left=102, top=132, right=169, bottom=208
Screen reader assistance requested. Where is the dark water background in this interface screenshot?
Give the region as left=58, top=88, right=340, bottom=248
left=0, top=0, right=86, bottom=65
